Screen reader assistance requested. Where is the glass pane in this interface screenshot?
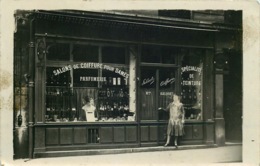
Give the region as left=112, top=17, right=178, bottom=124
left=47, top=43, right=70, bottom=61
left=102, top=46, right=125, bottom=64
left=161, top=47, right=177, bottom=64
left=73, top=88, right=98, bottom=122
left=159, top=69, right=175, bottom=89
left=46, top=67, right=71, bottom=87
left=73, top=69, right=99, bottom=87
left=73, top=44, right=98, bottom=62
left=101, top=67, right=129, bottom=87
left=45, top=87, right=76, bottom=122
left=158, top=69, right=176, bottom=120
left=181, top=49, right=203, bottom=120
left=140, top=68, right=156, bottom=88
left=97, top=66, right=130, bottom=122
left=141, top=45, right=161, bottom=63
left=140, top=68, right=157, bottom=120
left=142, top=45, right=178, bottom=64
left=45, top=67, right=73, bottom=122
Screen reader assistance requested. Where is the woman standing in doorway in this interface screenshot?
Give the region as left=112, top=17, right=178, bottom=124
left=161, top=93, right=185, bottom=148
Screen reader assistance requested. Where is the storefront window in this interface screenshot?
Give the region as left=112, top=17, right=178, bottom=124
left=73, top=45, right=99, bottom=62
left=181, top=49, right=203, bottom=120
left=46, top=43, right=70, bottom=61
left=45, top=42, right=135, bottom=123
left=73, top=69, right=99, bottom=87
left=102, top=46, right=126, bottom=64
left=140, top=68, right=157, bottom=120
left=158, top=69, right=175, bottom=120
left=141, top=45, right=176, bottom=64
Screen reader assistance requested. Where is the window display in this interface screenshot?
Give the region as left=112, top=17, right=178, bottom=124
left=45, top=42, right=135, bottom=123
left=181, top=49, right=204, bottom=120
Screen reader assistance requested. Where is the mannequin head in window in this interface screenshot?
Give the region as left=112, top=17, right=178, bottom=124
left=82, top=96, right=90, bottom=105
left=89, top=98, right=95, bottom=106
left=83, top=96, right=95, bottom=106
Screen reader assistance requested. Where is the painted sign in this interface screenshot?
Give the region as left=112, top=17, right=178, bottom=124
left=79, top=77, right=107, bottom=82
left=181, top=65, right=202, bottom=86
left=142, top=77, right=155, bottom=86
left=53, top=63, right=129, bottom=78
left=160, top=92, right=173, bottom=96
left=160, top=78, right=175, bottom=86
left=181, top=66, right=202, bottom=74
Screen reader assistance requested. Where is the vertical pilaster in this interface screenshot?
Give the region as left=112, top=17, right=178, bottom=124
left=204, top=49, right=214, bottom=145
left=28, top=17, right=35, bottom=158
left=214, top=50, right=226, bottom=146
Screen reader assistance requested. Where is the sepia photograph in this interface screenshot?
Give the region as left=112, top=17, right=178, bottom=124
left=1, top=1, right=260, bottom=166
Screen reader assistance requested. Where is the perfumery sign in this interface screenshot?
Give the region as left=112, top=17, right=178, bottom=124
left=52, top=62, right=129, bottom=78
left=79, top=77, right=107, bottom=82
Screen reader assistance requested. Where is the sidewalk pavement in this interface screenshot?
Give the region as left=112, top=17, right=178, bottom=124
left=8, top=144, right=242, bottom=166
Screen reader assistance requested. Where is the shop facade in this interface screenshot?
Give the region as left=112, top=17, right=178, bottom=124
left=13, top=10, right=242, bottom=158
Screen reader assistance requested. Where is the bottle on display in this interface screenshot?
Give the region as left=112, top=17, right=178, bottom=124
left=63, top=75, right=67, bottom=86
left=117, top=77, right=121, bottom=86
left=113, top=77, right=117, bottom=86
left=108, top=77, right=112, bottom=85
left=56, top=75, right=60, bottom=86
left=106, top=88, right=110, bottom=97
left=124, top=77, right=128, bottom=86
left=113, top=102, right=118, bottom=118
left=110, top=90, right=114, bottom=97
left=118, top=102, right=123, bottom=117
left=106, top=102, right=109, bottom=118
left=46, top=107, right=51, bottom=121
left=119, top=89, right=124, bottom=98
left=123, top=104, right=129, bottom=120
left=50, top=75, right=54, bottom=86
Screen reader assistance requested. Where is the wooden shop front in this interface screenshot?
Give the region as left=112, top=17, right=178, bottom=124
left=17, top=10, right=240, bottom=158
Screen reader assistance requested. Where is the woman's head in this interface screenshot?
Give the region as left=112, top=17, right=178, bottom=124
left=172, top=93, right=181, bottom=102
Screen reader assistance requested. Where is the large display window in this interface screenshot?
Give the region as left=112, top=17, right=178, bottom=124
left=181, top=49, right=204, bottom=120
left=45, top=41, right=136, bottom=123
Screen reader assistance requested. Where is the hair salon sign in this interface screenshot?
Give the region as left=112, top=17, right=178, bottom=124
left=52, top=62, right=129, bottom=79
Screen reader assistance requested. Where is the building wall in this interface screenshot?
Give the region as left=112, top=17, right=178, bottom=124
left=13, top=10, right=242, bottom=159
left=13, top=12, right=30, bottom=159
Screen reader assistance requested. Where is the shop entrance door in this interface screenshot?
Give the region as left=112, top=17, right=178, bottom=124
left=140, top=67, right=177, bottom=121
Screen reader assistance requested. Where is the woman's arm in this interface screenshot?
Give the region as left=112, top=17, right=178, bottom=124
left=158, top=103, right=170, bottom=112
left=181, top=104, right=185, bottom=123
